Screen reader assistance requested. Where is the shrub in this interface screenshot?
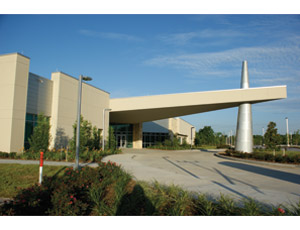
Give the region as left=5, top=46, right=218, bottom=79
left=217, top=144, right=230, bottom=149
left=0, top=151, right=10, bottom=158
left=223, top=149, right=300, bottom=164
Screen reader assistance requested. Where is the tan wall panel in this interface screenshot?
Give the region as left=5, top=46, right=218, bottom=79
left=177, top=118, right=196, bottom=144
left=0, top=53, right=30, bottom=152
left=0, top=120, right=13, bottom=152
left=50, top=72, right=110, bottom=149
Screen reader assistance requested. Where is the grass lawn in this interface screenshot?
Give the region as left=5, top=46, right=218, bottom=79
left=0, top=164, right=66, bottom=198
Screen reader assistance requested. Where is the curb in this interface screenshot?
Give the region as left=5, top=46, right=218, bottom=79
left=214, top=152, right=300, bottom=168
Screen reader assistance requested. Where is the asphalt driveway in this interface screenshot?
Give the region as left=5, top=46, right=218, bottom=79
left=103, top=148, right=300, bottom=207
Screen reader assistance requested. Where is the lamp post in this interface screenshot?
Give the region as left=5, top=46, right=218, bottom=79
left=262, top=127, right=265, bottom=147
left=286, top=117, right=289, bottom=147
left=102, top=108, right=112, bottom=150
left=191, top=127, right=194, bottom=149
left=74, top=75, right=92, bottom=171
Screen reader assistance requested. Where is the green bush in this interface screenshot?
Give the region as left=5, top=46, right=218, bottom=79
left=217, top=144, right=230, bottom=149
left=224, top=149, right=300, bottom=164
left=0, top=151, right=10, bottom=158
left=148, top=136, right=192, bottom=150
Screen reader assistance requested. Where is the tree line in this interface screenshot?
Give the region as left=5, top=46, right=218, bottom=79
left=194, top=122, right=300, bottom=149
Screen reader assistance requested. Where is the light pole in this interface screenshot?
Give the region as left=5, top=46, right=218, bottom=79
left=190, top=127, right=194, bottom=149
left=102, top=108, right=112, bottom=150
left=286, top=117, right=289, bottom=147
left=74, top=75, right=92, bottom=170
left=262, top=127, right=265, bottom=147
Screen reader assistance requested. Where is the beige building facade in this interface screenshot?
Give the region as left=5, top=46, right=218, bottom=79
left=0, top=52, right=287, bottom=152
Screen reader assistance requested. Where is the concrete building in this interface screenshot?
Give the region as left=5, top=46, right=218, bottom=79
left=0, top=52, right=287, bottom=153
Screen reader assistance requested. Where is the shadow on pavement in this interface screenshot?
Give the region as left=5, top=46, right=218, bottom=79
left=219, top=161, right=300, bottom=185
left=213, top=167, right=264, bottom=194
left=211, top=180, right=250, bottom=199
left=162, top=156, right=200, bottom=179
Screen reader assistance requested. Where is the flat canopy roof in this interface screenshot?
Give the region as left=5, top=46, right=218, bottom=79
left=109, top=85, right=287, bottom=124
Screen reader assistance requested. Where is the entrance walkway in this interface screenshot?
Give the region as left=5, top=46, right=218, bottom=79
left=103, top=148, right=300, bottom=207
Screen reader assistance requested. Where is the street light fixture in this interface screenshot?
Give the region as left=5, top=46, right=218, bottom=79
left=102, top=108, right=112, bottom=150
left=74, top=75, right=92, bottom=171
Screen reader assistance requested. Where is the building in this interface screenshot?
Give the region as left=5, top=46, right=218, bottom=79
left=0, top=53, right=287, bottom=153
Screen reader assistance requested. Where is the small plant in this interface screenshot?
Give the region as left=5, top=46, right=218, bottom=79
left=241, top=198, right=264, bottom=216
left=195, top=194, right=217, bottom=215
left=216, top=194, right=239, bottom=215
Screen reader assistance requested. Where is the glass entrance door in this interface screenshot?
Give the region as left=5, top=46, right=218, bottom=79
left=117, top=134, right=127, bottom=148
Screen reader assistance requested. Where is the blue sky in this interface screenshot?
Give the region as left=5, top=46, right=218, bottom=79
left=1, top=14, right=300, bottom=135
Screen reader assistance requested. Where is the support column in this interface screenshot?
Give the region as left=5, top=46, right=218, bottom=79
left=235, top=61, right=253, bottom=153
left=133, top=122, right=143, bottom=149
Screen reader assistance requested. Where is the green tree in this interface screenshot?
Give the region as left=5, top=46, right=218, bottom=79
left=293, top=130, right=300, bottom=145
left=264, top=121, right=280, bottom=150
left=28, top=113, right=51, bottom=152
left=215, top=132, right=226, bottom=146
left=91, top=127, right=101, bottom=150
left=107, top=126, right=116, bottom=150
left=253, top=135, right=263, bottom=146
left=70, top=116, right=101, bottom=152
left=195, top=126, right=215, bottom=146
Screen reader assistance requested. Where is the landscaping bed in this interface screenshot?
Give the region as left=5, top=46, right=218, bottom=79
left=222, top=149, right=300, bottom=165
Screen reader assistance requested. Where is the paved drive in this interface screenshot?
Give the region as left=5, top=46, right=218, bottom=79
left=103, top=149, right=300, bottom=207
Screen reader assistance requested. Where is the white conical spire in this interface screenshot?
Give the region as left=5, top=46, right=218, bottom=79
left=235, top=60, right=253, bottom=153
left=240, top=60, right=249, bottom=89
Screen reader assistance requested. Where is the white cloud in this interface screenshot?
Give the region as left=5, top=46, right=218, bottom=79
left=157, top=29, right=245, bottom=45
left=144, top=43, right=300, bottom=83
left=79, top=29, right=143, bottom=42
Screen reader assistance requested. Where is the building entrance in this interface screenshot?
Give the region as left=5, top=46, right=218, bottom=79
left=116, top=134, right=127, bottom=148
left=110, top=124, right=133, bottom=148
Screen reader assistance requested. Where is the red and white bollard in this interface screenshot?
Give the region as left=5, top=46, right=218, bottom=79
left=39, top=151, right=44, bottom=185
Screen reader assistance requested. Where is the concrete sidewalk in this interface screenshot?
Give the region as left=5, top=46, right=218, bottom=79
left=0, top=159, right=98, bottom=168
left=102, top=148, right=300, bottom=207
